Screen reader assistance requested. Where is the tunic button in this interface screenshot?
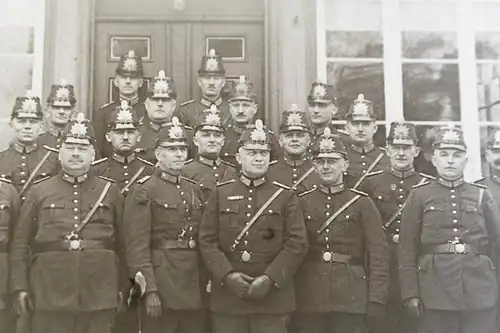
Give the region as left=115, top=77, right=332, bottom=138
left=73, top=184, right=78, bottom=188
left=21, top=156, right=26, bottom=160
left=292, top=169, right=297, bottom=172
left=73, top=192, right=78, bottom=195
left=307, top=215, right=311, bottom=219
left=451, top=189, right=455, bottom=193
left=73, top=216, right=78, bottom=220
left=453, top=228, right=458, bottom=232
left=20, top=171, right=25, bottom=175
left=361, top=155, right=365, bottom=158
left=74, top=224, right=78, bottom=228
left=452, top=203, right=456, bottom=207
left=226, top=208, right=230, bottom=212
left=326, top=204, right=330, bottom=208
left=124, top=173, right=129, bottom=176
left=398, top=204, right=403, bottom=207
left=400, top=180, right=404, bottom=184
left=453, top=219, right=458, bottom=223
left=123, top=166, right=128, bottom=169
left=268, top=210, right=273, bottom=213
left=183, top=201, right=187, bottom=204
left=452, top=210, right=457, bottom=214
left=21, top=163, right=26, bottom=167
left=180, top=192, right=185, bottom=196
left=399, top=188, right=403, bottom=192
left=346, top=215, right=350, bottom=219
left=430, top=206, right=435, bottom=210
left=50, top=204, right=55, bottom=208
left=451, top=195, right=456, bottom=199
left=249, top=189, right=253, bottom=193
left=327, top=197, right=331, bottom=200
left=164, top=204, right=168, bottom=208
left=214, top=174, right=219, bottom=177
left=248, top=197, right=252, bottom=201
left=73, top=200, right=78, bottom=203
left=397, top=220, right=401, bottom=224
left=293, top=174, right=297, bottom=178
left=325, top=229, right=330, bottom=233
left=377, top=196, right=382, bottom=200
left=21, top=180, right=26, bottom=184
left=399, top=195, right=403, bottom=199
left=247, top=205, right=252, bottom=208
left=326, top=212, right=330, bottom=216
left=362, top=170, right=366, bottom=173
left=125, top=180, right=129, bottom=184
left=325, top=236, right=329, bottom=241
left=73, top=208, right=78, bottom=212
left=246, top=213, right=251, bottom=217
left=362, top=162, right=367, bottom=166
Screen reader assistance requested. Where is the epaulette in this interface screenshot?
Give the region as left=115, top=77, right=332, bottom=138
left=350, top=188, right=368, bottom=196
left=98, top=175, right=116, bottom=183
left=180, top=176, right=197, bottom=184
left=184, top=125, right=193, bottom=130
left=337, top=129, right=349, bottom=136
left=0, top=177, right=11, bottom=184
left=33, top=175, right=52, bottom=184
left=413, top=181, right=430, bottom=189
left=100, top=101, right=114, bottom=108
left=216, top=179, right=235, bottom=187
left=184, top=159, right=194, bottom=165
left=220, top=159, right=236, bottom=168
left=473, top=176, right=486, bottom=183
left=136, top=156, right=155, bottom=167
left=137, top=175, right=151, bottom=184
left=419, top=172, right=436, bottom=180
left=138, top=116, right=145, bottom=126
left=43, top=145, right=59, bottom=153
left=269, top=129, right=275, bottom=135
left=91, top=157, right=108, bottom=166
left=269, top=160, right=278, bottom=166
left=471, top=182, right=488, bottom=189
left=379, top=146, right=386, bottom=151
left=273, top=181, right=291, bottom=190
left=135, top=148, right=146, bottom=154
left=298, top=187, right=318, bottom=197
left=366, top=169, right=384, bottom=177
left=180, top=100, right=195, bottom=107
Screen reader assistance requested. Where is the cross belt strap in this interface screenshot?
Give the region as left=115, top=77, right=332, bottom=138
left=291, top=166, right=315, bottom=191
left=72, top=181, right=112, bottom=235
left=317, top=194, right=362, bottom=236
left=120, top=166, right=146, bottom=194
left=19, top=150, right=52, bottom=196
left=232, top=188, right=285, bottom=249
left=353, top=152, right=384, bottom=189
left=383, top=176, right=429, bottom=230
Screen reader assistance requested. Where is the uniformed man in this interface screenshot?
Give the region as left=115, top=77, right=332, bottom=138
left=306, top=81, right=348, bottom=139
left=0, top=90, right=58, bottom=197
left=136, top=70, right=195, bottom=163
left=38, top=79, right=77, bottom=149
left=221, top=75, right=280, bottom=166
left=344, top=94, right=390, bottom=187
left=268, top=104, right=319, bottom=192
left=93, top=101, right=154, bottom=196
left=398, top=125, right=500, bottom=333
left=183, top=105, right=237, bottom=202
left=176, top=49, right=229, bottom=128
left=199, top=119, right=308, bottom=333
left=482, top=128, right=500, bottom=201
left=9, top=113, right=124, bottom=333
left=361, top=122, right=430, bottom=333
left=124, top=117, right=206, bottom=333
left=0, top=179, right=20, bottom=333
left=94, top=50, right=147, bottom=158
left=292, top=128, right=389, bottom=333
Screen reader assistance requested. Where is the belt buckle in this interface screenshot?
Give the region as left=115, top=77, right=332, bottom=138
left=455, top=243, right=466, bottom=254
left=241, top=250, right=251, bottom=262
left=188, top=239, right=197, bottom=249
left=66, top=232, right=82, bottom=251
left=322, top=251, right=332, bottom=262
left=392, top=234, right=400, bottom=244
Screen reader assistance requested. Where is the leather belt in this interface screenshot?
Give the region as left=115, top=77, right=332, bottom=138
left=226, top=251, right=275, bottom=264
left=152, top=239, right=197, bottom=250
left=307, top=249, right=363, bottom=265
left=421, top=243, right=487, bottom=255
left=33, top=240, right=114, bottom=253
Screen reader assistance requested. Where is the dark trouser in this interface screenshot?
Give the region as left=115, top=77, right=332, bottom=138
left=212, top=312, right=289, bottom=333
left=143, top=309, right=205, bottom=333
left=31, top=310, right=115, bottom=333
left=418, top=307, right=497, bottom=333
left=292, top=312, right=367, bottom=333
left=112, top=307, right=139, bottom=333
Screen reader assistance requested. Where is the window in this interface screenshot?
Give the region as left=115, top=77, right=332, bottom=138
left=0, top=0, right=46, bottom=150
left=317, top=0, right=496, bottom=180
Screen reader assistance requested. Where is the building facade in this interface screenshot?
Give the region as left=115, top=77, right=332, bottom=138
left=1, top=0, right=499, bottom=180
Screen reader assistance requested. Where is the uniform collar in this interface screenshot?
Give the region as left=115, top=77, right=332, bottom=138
left=391, top=168, right=415, bottom=179
left=240, top=174, right=266, bottom=187
left=11, top=140, right=37, bottom=154
left=200, top=96, right=223, bottom=108
left=350, top=142, right=375, bottom=154
left=149, top=121, right=169, bottom=132
left=62, top=172, right=89, bottom=184
left=119, top=94, right=139, bottom=106
left=312, top=124, right=329, bottom=136
left=47, top=126, right=64, bottom=138
left=198, top=155, right=221, bottom=167
left=319, top=183, right=345, bottom=194
left=113, top=152, right=135, bottom=164
left=437, top=177, right=464, bottom=188
left=158, top=169, right=181, bottom=184
left=284, top=155, right=308, bottom=167
left=227, top=122, right=245, bottom=134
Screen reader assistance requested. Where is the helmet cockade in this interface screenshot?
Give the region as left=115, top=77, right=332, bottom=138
left=250, top=119, right=267, bottom=142
left=353, top=101, right=369, bottom=115
left=442, top=129, right=460, bottom=142
left=70, top=113, right=88, bottom=137
left=313, top=85, right=327, bottom=98
left=394, top=124, right=410, bottom=137
left=169, top=117, right=183, bottom=138
left=154, top=75, right=170, bottom=95
left=55, top=86, right=70, bottom=101
left=117, top=101, right=133, bottom=123
left=123, top=51, right=138, bottom=72
left=205, top=106, right=221, bottom=125
left=287, top=112, right=303, bottom=126
left=21, top=98, right=37, bottom=112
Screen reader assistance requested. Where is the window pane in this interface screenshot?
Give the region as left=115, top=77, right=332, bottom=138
left=326, top=61, right=385, bottom=120
left=400, top=2, right=457, bottom=31
left=477, top=63, right=500, bottom=121
left=402, top=31, right=458, bottom=59
left=0, top=56, right=33, bottom=118
left=476, top=32, right=500, bottom=60
left=326, top=31, right=383, bottom=58
left=403, top=63, right=460, bottom=121
left=414, top=125, right=440, bottom=176
left=474, top=3, right=500, bottom=31
left=324, top=0, right=382, bottom=31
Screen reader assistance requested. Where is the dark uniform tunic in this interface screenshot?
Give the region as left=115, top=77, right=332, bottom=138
left=293, top=184, right=389, bottom=333
left=9, top=173, right=124, bottom=313
left=398, top=178, right=500, bottom=311
left=93, top=99, right=148, bottom=158
left=93, top=153, right=154, bottom=197
left=267, top=156, right=319, bottom=193
left=124, top=170, right=206, bottom=311
left=362, top=169, right=427, bottom=333
left=175, top=97, right=230, bottom=129
left=0, top=141, right=58, bottom=196
left=199, top=175, right=308, bottom=315
left=345, top=143, right=390, bottom=186
left=221, top=122, right=281, bottom=167
left=182, top=156, right=237, bottom=202
left=38, top=128, right=65, bottom=150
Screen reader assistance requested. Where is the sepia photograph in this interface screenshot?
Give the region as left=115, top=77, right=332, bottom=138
left=1, top=0, right=500, bottom=332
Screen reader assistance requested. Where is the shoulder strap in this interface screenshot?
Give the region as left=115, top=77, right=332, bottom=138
left=136, top=156, right=155, bottom=167
left=19, top=150, right=53, bottom=196
left=291, top=166, right=315, bottom=191
left=353, top=152, right=385, bottom=189
left=73, top=181, right=113, bottom=235
left=232, top=188, right=285, bottom=249
left=317, top=194, right=362, bottom=236
left=180, top=100, right=195, bottom=107
left=479, top=188, right=484, bottom=207
left=137, top=175, right=151, bottom=184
